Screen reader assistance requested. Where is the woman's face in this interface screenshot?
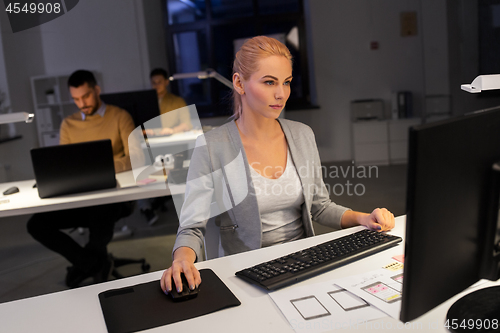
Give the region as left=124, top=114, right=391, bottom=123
left=240, top=55, right=292, bottom=119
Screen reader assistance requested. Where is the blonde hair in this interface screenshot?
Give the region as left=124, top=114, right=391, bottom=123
left=232, top=36, right=293, bottom=119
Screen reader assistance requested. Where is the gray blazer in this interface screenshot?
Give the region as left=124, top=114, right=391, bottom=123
left=173, top=118, right=350, bottom=260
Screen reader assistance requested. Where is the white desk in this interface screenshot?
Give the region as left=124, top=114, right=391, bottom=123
left=142, top=130, right=203, bottom=149
left=1, top=216, right=498, bottom=332
left=0, top=170, right=184, bottom=218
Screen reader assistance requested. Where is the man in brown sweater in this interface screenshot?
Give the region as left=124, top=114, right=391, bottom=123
left=27, top=70, right=138, bottom=288
left=60, top=72, right=140, bottom=172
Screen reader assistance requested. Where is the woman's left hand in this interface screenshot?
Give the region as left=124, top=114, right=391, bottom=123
left=360, top=208, right=395, bottom=232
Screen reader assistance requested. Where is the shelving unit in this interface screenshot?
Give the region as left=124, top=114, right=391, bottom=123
left=31, top=75, right=72, bottom=146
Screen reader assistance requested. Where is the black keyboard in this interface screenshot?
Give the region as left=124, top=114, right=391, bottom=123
left=235, top=229, right=402, bottom=290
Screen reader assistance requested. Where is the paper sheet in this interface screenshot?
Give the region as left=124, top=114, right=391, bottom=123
left=269, top=281, right=386, bottom=333
left=334, top=268, right=404, bottom=319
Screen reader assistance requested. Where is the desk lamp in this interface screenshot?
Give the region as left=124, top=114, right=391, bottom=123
left=461, top=74, right=500, bottom=93
left=169, top=69, right=233, bottom=89
left=0, top=112, right=34, bottom=124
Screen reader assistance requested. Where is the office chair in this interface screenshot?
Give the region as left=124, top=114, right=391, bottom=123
left=108, top=254, right=150, bottom=279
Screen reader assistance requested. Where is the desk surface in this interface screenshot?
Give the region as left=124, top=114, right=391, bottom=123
left=1, top=216, right=498, bottom=332
left=0, top=169, right=182, bottom=217
left=142, top=129, right=203, bottom=149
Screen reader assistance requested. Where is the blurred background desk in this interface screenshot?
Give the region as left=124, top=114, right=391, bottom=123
left=0, top=170, right=180, bottom=218
left=142, top=129, right=203, bottom=150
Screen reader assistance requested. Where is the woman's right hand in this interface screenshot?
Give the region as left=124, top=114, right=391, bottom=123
left=160, top=247, right=201, bottom=294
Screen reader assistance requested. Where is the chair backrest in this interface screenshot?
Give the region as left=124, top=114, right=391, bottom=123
left=204, top=217, right=220, bottom=260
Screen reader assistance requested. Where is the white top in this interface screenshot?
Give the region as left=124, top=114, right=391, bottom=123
left=249, top=149, right=305, bottom=247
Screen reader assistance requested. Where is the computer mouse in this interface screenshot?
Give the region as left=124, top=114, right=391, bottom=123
left=168, top=273, right=199, bottom=301
left=3, top=186, right=19, bottom=195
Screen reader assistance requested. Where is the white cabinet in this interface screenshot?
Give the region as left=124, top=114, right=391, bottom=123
left=352, top=118, right=421, bottom=165
left=352, top=121, right=389, bottom=165
left=388, top=118, right=422, bottom=164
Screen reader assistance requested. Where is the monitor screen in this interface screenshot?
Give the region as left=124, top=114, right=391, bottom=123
left=100, top=89, right=160, bottom=127
left=400, top=106, right=500, bottom=322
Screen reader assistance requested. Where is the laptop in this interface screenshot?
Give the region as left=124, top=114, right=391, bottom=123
left=31, top=139, right=117, bottom=198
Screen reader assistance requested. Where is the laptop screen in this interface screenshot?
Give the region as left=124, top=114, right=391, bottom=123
left=31, top=139, right=117, bottom=198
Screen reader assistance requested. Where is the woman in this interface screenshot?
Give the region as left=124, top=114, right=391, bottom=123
left=161, top=36, right=395, bottom=294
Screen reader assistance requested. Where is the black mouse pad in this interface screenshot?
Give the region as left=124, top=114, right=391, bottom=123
left=98, top=269, right=241, bottom=333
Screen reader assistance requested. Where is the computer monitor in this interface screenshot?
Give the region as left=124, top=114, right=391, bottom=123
left=400, top=106, right=500, bottom=325
left=100, top=89, right=160, bottom=127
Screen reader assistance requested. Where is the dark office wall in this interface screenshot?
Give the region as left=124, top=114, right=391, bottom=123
left=142, top=0, right=169, bottom=72
left=287, top=0, right=433, bottom=162
left=0, top=8, right=45, bottom=181
left=38, top=0, right=150, bottom=92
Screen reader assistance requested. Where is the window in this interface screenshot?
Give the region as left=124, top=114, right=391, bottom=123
left=164, top=0, right=313, bottom=118
left=479, top=0, right=500, bottom=75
